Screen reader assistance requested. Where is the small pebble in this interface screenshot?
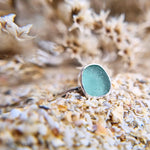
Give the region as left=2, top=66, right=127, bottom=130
left=4, top=90, right=11, bottom=95
left=39, top=105, right=49, bottom=110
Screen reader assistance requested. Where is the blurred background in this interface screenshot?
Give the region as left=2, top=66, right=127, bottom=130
left=0, top=0, right=150, bottom=85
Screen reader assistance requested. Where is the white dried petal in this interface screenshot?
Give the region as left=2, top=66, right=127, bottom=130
left=80, top=138, right=90, bottom=146
left=111, top=103, right=123, bottom=123
left=64, top=126, right=75, bottom=147
left=17, top=147, right=31, bottom=150
left=10, top=109, right=22, bottom=119
left=38, top=124, right=47, bottom=136
left=51, top=139, right=65, bottom=148
left=40, top=109, right=59, bottom=129
left=0, top=14, right=33, bottom=41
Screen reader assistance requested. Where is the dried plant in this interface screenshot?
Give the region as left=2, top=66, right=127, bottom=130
left=44, top=0, right=141, bottom=70
left=0, top=14, right=33, bottom=40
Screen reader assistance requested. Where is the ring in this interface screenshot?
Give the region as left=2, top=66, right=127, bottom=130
left=56, top=64, right=111, bottom=98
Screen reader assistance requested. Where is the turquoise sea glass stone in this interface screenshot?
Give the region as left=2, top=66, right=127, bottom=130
left=81, top=64, right=111, bottom=97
